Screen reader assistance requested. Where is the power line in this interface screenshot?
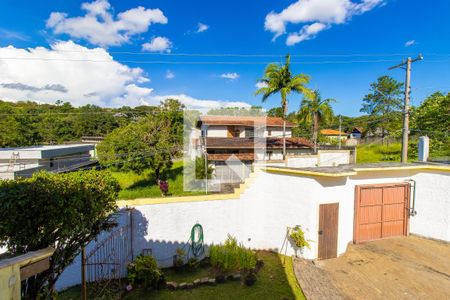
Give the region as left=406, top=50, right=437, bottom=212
left=1, top=56, right=449, bottom=65
left=17, top=49, right=450, bottom=57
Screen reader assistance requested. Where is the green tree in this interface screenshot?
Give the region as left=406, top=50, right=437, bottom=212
left=255, top=54, right=311, bottom=159
left=0, top=170, right=120, bottom=299
left=97, top=99, right=184, bottom=180
left=298, top=90, right=335, bottom=151
left=267, top=107, right=284, bottom=118
left=411, top=92, right=450, bottom=156
left=360, top=76, right=404, bottom=141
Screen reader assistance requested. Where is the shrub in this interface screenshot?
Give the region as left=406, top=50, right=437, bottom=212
left=187, top=257, right=199, bottom=272
left=209, top=235, right=257, bottom=273
left=0, top=170, right=119, bottom=299
left=127, top=255, right=165, bottom=290
left=244, top=270, right=257, bottom=286
left=289, top=226, right=311, bottom=250
left=174, top=248, right=186, bottom=270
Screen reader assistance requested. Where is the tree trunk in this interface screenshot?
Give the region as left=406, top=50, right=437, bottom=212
left=313, top=112, right=319, bottom=153
left=282, top=105, right=287, bottom=161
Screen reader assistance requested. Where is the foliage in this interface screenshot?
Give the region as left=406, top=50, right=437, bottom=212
left=267, top=107, right=284, bottom=118
left=298, top=90, right=335, bottom=148
left=127, top=255, right=165, bottom=290
left=209, top=235, right=257, bottom=272
left=0, top=170, right=119, bottom=299
left=360, top=76, right=404, bottom=139
left=174, top=248, right=186, bottom=269
left=195, top=155, right=213, bottom=179
left=289, top=226, right=311, bottom=250
left=187, top=257, right=199, bottom=272
left=60, top=251, right=306, bottom=300
left=0, top=100, right=155, bottom=147
left=97, top=99, right=184, bottom=179
left=411, top=92, right=450, bottom=157
left=356, top=142, right=418, bottom=163
left=256, top=54, right=311, bottom=158
left=111, top=161, right=203, bottom=200
left=207, top=106, right=265, bottom=116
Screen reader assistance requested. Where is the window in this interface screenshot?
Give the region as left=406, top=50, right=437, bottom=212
left=245, top=128, right=254, bottom=138
left=268, top=130, right=272, bottom=137
left=234, top=129, right=240, bottom=137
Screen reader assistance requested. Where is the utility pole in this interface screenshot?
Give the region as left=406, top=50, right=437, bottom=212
left=338, top=115, right=342, bottom=150
left=389, top=54, right=423, bottom=163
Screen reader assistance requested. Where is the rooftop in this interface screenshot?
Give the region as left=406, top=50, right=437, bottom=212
left=206, top=137, right=313, bottom=149
left=320, top=129, right=346, bottom=136
left=0, top=144, right=94, bottom=160
left=266, top=162, right=450, bottom=177
left=198, top=116, right=295, bottom=128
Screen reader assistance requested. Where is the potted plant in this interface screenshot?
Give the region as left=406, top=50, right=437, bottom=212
left=289, top=226, right=311, bottom=257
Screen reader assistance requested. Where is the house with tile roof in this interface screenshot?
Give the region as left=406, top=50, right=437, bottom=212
left=320, top=129, right=347, bottom=141
left=196, top=115, right=313, bottom=163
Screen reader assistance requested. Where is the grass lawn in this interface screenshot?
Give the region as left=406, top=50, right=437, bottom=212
left=111, top=161, right=204, bottom=200
left=356, top=143, right=416, bottom=164
left=58, top=251, right=305, bottom=300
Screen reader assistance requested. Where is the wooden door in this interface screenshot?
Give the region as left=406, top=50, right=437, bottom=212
left=227, top=126, right=234, bottom=137
left=354, top=183, right=410, bottom=243
left=318, top=203, right=339, bottom=260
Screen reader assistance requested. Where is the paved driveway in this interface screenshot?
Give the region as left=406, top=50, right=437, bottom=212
left=294, top=236, right=450, bottom=300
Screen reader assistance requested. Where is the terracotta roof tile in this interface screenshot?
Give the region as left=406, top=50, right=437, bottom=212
left=207, top=153, right=255, bottom=161
left=199, top=116, right=295, bottom=127
left=320, top=129, right=346, bottom=136
left=205, top=137, right=312, bottom=149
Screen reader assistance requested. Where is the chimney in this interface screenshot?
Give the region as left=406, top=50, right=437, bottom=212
left=418, top=136, right=429, bottom=162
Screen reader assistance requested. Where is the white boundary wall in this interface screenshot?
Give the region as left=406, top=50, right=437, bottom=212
left=56, top=169, right=450, bottom=290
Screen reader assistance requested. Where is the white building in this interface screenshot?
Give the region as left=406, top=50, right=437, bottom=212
left=0, top=144, right=95, bottom=180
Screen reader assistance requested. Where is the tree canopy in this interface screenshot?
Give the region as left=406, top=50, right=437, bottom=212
left=298, top=90, right=335, bottom=149
left=411, top=92, right=450, bottom=156
left=360, top=76, right=404, bottom=139
left=0, top=170, right=120, bottom=298
left=97, top=99, right=184, bottom=179
left=0, top=100, right=155, bottom=147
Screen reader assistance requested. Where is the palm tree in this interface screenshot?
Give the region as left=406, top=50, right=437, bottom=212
left=298, top=90, right=335, bottom=152
left=255, top=54, right=311, bottom=160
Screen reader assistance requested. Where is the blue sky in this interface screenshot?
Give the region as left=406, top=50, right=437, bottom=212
left=0, top=0, right=449, bottom=116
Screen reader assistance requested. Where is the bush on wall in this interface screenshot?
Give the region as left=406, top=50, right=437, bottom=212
left=0, top=170, right=120, bottom=299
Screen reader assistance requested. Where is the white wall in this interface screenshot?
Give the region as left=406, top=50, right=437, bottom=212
left=409, top=171, right=450, bottom=241
left=205, top=125, right=228, bottom=137
left=287, top=156, right=318, bottom=168
left=56, top=169, right=450, bottom=290
left=318, top=150, right=350, bottom=166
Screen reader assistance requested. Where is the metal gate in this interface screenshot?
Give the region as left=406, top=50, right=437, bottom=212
left=84, top=210, right=133, bottom=298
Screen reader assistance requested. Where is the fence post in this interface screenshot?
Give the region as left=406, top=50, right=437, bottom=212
left=81, top=247, right=87, bottom=300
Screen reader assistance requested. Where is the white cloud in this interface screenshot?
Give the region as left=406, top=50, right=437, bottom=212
left=265, top=0, right=385, bottom=45
left=404, top=40, right=416, bottom=47
left=142, top=36, right=172, bottom=52
left=0, top=41, right=249, bottom=111
left=165, top=70, right=175, bottom=79
left=220, top=72, right=240, bottom=80
left=286, top=22, right=327, bottom=45
left=197, top=23, right=209, bottom=33
left=150, top=94, right=250, bottom=112
left=255, top=82, right=268, bottom=89
left=46, top=0, right=168, bottom=47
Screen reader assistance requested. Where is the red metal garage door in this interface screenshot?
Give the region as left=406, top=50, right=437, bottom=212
left=354, top=183, right=410, bottom=243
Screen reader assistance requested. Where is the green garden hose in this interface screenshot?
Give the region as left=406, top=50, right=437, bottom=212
left=190, top=223, right=204, bottom=257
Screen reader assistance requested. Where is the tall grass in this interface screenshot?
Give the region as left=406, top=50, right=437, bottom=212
left=209, top=235, right=257, bottom=272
